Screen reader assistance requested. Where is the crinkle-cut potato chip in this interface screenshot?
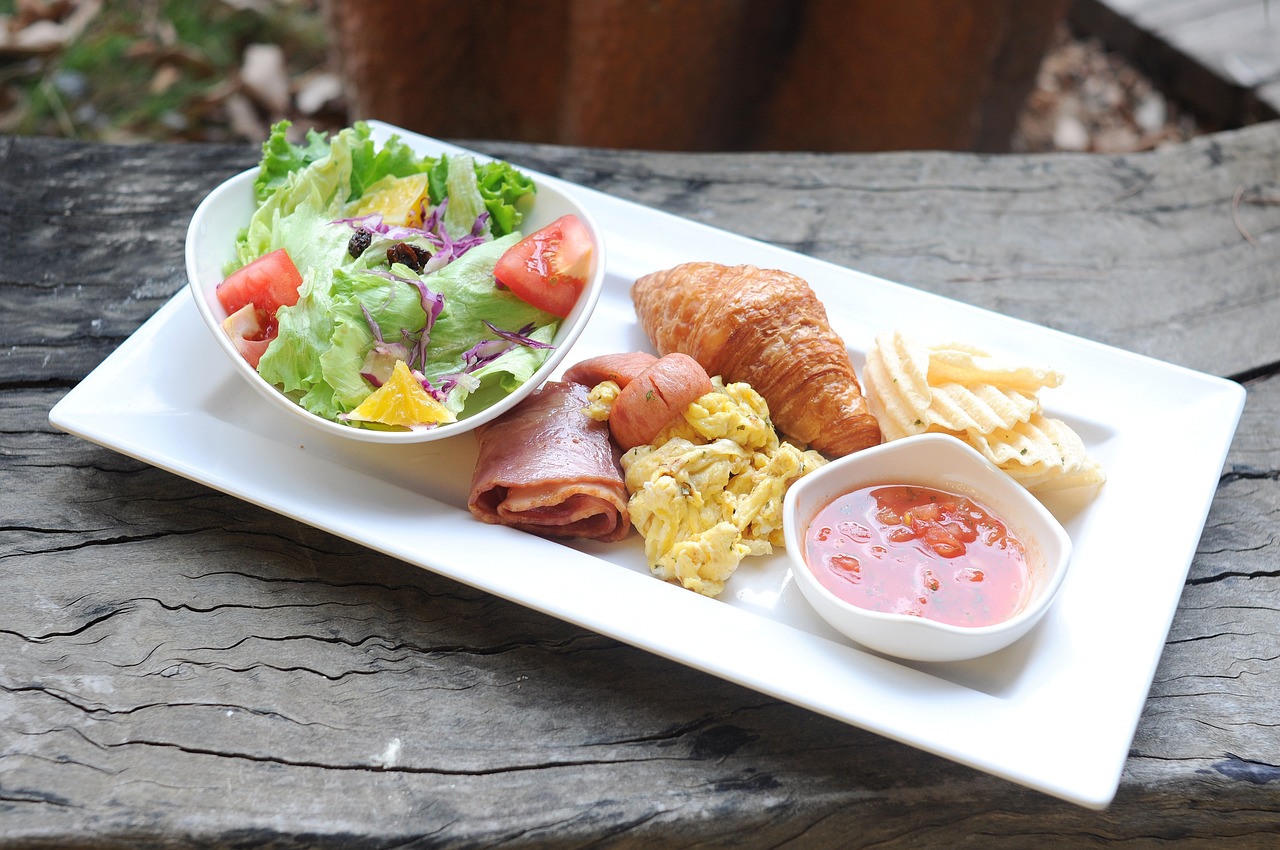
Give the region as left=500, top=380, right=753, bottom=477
left=928, top=346, right=1065, bottom=393
left=864, top=331, right=1040, bottom=438
left=862, top=330, right=1104, bottom=493
left=966, top=413, right=1105, bottom=491
left=968, top=412, right=1082, bottom=469
left=1007, top=458, right=1107, bottom=492
left=928, top=382, right=1040, bottom=434
left=863, top=331, right=932, bottom=441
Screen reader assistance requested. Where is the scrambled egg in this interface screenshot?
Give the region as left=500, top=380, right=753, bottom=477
left=590, top=379, right=827, bottom=597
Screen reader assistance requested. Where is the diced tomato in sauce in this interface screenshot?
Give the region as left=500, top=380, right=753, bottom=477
left=803, top=485, right=1030, bottom=627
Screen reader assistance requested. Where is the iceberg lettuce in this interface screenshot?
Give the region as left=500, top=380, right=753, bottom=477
left=239, top=122, right=552, bottom=426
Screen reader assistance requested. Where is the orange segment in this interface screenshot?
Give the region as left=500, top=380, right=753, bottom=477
left=349, top=173, right=430, bottom=227
left=346, top=361, right=455, bottom=428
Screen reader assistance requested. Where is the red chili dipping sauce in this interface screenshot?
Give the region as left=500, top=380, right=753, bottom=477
left=803, top=485, right=1030, bottom=627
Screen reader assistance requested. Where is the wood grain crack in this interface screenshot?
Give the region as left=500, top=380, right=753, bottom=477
left=1186, top=568, right=1280, bottom=586
left=184, top=569, right=490, bottom=605
left=1229, top=360, right=1280, bottom=384
left=0, top=605, right=134, bottom=643
left=1221, top=466, right=1280, bottom=484
left=0, top=788, right=76, bottom=809
left=88, top=736, right=680, bottom=777
left=0, top=529, right=213, bottom=563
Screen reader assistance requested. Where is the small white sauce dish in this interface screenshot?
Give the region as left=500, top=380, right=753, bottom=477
left=783, top=433, right=1072, bottom=662
left=184, top=160, right=606, bottom=444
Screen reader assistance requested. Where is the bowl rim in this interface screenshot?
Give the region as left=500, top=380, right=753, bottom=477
left=184, top=163, right=607, bottom=444
left=783, top=432, right=1073, bottom=639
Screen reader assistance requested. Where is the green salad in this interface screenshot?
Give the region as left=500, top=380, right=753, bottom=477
left=217, top=121, right=561, bottom=430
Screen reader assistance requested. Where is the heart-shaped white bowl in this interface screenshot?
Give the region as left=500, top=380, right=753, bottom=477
left=783, top=433, right=1073, bottom=662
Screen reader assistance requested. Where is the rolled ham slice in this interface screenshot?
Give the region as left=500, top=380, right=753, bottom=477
left=468, top=381, right=631, bottom=542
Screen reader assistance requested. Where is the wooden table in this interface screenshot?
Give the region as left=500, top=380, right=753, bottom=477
left=4, top=123, right=1280, bottom=847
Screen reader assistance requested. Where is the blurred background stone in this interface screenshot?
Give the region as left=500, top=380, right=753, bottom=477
left=1012, top=20, right=1207, bottom=153
left=1069, top=0, right=1280, bottom=130
left=0, top=0, right=1244, bottom=152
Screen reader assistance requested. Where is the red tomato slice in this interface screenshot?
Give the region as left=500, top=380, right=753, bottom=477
left=493, top=214, right=593, bottom=318
left=216, top=248, right=303, bottom=318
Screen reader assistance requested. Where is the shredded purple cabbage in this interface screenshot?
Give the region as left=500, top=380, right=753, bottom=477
left=357, top=302, right=413, bottom=387
left=461, top=338, right=515, bottom=372
left=332, top=198, right=490, bottom=263
left=483, top=320, right=553, bottom=350
left=365, top=270, right=446, bottom=373
left=355, top=273, right=447, bottom=391
left=460, top=322, right=554, bottom=374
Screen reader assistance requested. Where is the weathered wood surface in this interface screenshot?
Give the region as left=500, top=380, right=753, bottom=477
left=2, top=123, right=1279, bottom=848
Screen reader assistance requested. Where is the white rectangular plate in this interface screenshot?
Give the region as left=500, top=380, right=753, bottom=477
left=50, top=122, right=1245, bottom=809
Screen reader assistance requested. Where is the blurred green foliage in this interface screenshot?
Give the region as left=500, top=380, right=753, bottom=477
left=0, top=0, right=329, bottom=141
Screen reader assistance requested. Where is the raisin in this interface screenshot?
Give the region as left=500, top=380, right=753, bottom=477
left=387, top=242, right=431, bottom=272
left=347, top=228, right=372, bottom=258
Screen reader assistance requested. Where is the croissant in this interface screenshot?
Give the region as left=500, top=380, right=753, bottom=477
left=631, top=262, right=881, bottom=457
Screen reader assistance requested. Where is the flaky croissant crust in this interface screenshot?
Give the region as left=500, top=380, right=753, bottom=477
left=631, top=262, right=882, bottom=457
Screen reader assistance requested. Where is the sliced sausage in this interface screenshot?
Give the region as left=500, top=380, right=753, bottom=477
left=563, top=351, right=658, bottom=389
left=609, top=353, right=713, bottom=451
